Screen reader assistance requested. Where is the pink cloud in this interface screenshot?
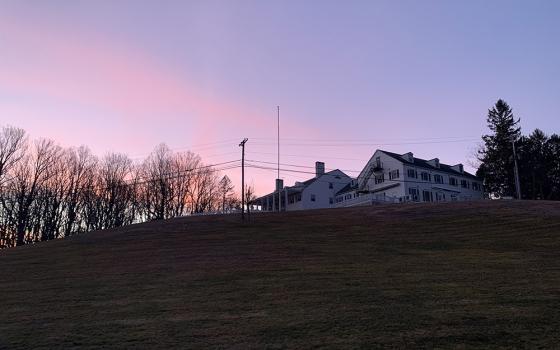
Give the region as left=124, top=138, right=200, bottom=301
left=1, top=16, right=316, bottom=136
left=0, top=15, right=323, bottom=195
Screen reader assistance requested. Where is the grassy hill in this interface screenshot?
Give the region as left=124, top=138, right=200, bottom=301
left=1, top=201, right=560, bottom=349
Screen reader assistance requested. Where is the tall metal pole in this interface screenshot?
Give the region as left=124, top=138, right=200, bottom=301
left=277, top=105, right=280, bottom=212
left=239, top=138, right=248, bottom=221
left=512, top=139, right=522, bottom=200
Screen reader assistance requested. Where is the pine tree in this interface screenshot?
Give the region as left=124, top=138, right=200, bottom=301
left=545, top=134, right=560, bottom=200
left=517, top=129, right=549, bottom=199
left=477, top=99, right=521, bottom=197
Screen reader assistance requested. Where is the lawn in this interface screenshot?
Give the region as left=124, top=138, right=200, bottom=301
left=1, top=200, right=560, bottom=349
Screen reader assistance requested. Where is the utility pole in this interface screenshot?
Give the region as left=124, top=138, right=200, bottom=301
left=512, top=139, right=522, bottom=200
left=239, top=138, right=248, bottom=222
left=277, top=105, right=280, bottom=212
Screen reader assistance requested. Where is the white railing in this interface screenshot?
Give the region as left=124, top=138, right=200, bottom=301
left=334, top=193, right=406, bottom=208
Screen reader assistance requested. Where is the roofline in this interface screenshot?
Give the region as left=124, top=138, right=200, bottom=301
left=378, top=149, right=481, bottom=180
left=256, top=169, right=352, bottom=200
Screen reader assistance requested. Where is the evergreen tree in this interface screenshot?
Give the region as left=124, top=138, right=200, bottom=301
left=477, top=99, right=521, bottom=197
left=545, top=134, right=560, bottom=200
left=517, top=129, right=549, bottom=200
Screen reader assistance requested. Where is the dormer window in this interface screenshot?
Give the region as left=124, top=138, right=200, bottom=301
left=427, top=158, right=440, bottom=168
left=451, top=164, right=464, bottom=174
left=401, top=152, right=414, bottom=163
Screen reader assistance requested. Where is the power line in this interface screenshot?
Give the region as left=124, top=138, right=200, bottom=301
left=0, top=160, right=242, bottom=201
left=246, top=159, right=362, bottom=173
left=245, top=164, right=480, bottom=187
left=246, top=150, right=366, bottom=162
left=247, top=135, right=481, bottom=142
left=129, top=140, right=239, bottom=160
left=247, top=138, right=480, bottom=147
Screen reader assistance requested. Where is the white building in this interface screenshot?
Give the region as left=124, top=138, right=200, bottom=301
left=335, top=150, right=484, bottom=206
left=255, top=162, right=352, bottom=211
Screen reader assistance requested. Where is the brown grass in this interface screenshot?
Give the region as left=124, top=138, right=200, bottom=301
left=1, top=200, right=560, bottom=349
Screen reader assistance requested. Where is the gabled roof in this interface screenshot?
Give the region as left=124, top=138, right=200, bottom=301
left=256, top=169, right=350, bottom=200
left=336, top=183, right=352, bottom=195
left=336, top=182, right=358, bottom=195
left=379, top=150, right=480, bottom=180
left=304, top=169, right=350, bottom=186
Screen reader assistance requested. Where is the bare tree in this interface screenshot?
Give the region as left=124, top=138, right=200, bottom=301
left=0, top=126, right=27, bottom=183
left=245, top=184, right=257, bottom=220
left=96, top=153, right=135, bottom=229
left=0, top=126, right=27, bottom=247
left=169, top=151, right=200, bottom=217
left=190, top=166, right=220, bottom=213
left=36, top=145, right=67, bottom=241
left=0, top=125, right=234, bottom=249
left=3, top=139, right=61, bottom=246
left=218, top=175, right=235, bottom=212
left=63, top=146, right=98, bottom=236
left=139, top=144, right=173, bottom=220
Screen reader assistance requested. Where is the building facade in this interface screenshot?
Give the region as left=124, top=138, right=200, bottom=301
left=254, top=162, right=352, bottom=212
left=335, top=150, right=484, bottom=206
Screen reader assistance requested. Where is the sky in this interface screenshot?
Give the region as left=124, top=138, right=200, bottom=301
left=1, top=0, right=559, bottom=195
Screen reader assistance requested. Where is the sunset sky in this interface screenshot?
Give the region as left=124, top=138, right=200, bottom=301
left=1, top=0, right=559, bottom=195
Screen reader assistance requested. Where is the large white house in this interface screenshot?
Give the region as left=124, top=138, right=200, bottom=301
left=335, top=150, right=484, bottom=206
left=254, top=162, right=352, bottom=211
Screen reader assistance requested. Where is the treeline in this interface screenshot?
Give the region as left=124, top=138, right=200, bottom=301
left=477, top=99, right=560, bottom=200
left=0, top=126, right=239, bottom=249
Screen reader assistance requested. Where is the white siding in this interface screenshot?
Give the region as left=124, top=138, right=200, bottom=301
left=300, top=170, right=351, bottom=210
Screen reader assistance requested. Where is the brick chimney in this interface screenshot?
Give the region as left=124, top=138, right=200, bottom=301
left=315, top=162, right=325, bottom=178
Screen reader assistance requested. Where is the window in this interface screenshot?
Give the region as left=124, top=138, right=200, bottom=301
left=449, top=177, right=458, bottom=186
left=407, top=168, right=417, bottom=178
left=434, top=174, right=443, bottom=184
left=328, top=182, right=333, bottom=189
left=408, top=188, right=419, bottom=201
left=460, top=179, right=469, bottom=189
left=422, top=190, right=432, bottom=202
left=472, top=182, right=481, bottom=191
left=329, top=197, right=333, bottom=204
left=389, top=169, right=400, bottom=180
left=345, top=194, right=352, bottom=200
left=436, top=192, right=445, bottom=201
left=336, top=196, right=343, bottom=203
left=374, top=174, right=385, bottom=184
left=421, top=172, right=431, bottom=182
left=375, top=157, right=381, bottom=168
left=311, top=194, right=316, bottom=202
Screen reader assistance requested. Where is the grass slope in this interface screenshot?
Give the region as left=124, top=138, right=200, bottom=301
left=1, top=201, right=560, bottom=349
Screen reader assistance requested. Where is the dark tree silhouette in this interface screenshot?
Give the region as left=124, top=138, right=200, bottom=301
left=477, top=99, right=521, bottom=197
left=0, top=125, right=235, bottom=249
left=218, top=175, right=235, bottom=212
